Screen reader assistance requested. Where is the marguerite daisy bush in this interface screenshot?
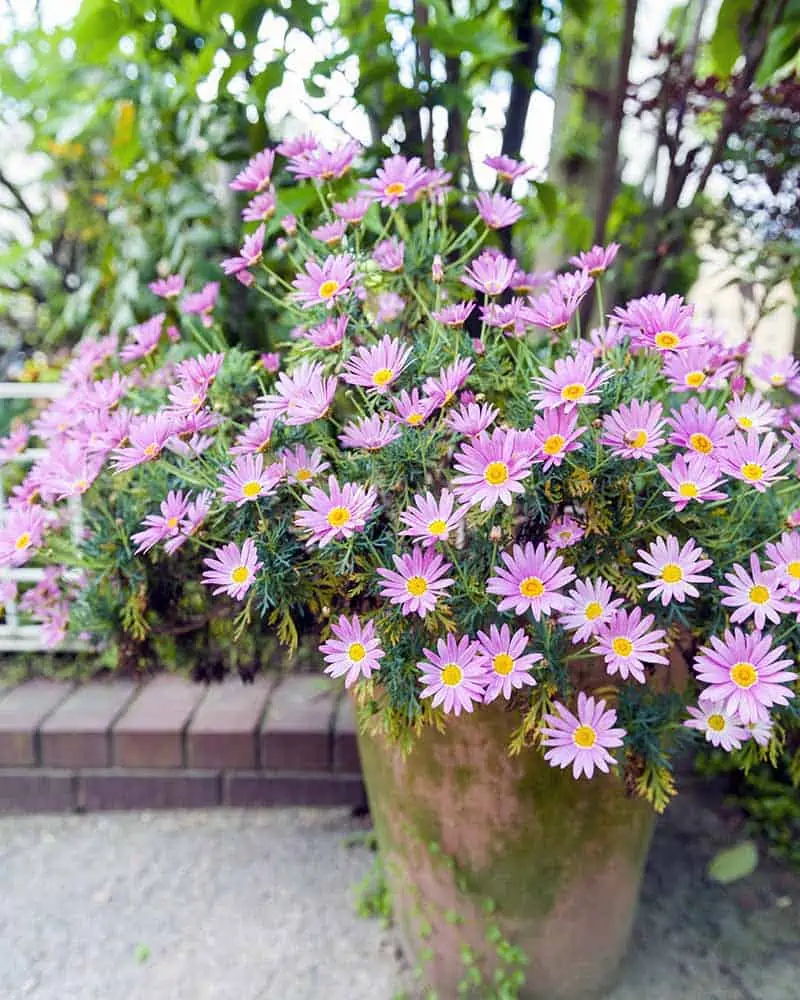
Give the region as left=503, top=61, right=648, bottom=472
left=4, top=140, right=798, bottom=810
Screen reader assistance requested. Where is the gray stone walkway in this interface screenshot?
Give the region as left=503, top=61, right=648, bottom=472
left=0, top=790, right=798, bottom=999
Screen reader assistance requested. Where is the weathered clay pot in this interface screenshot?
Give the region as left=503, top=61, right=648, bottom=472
left=357, top=701, right=656, bottom=1000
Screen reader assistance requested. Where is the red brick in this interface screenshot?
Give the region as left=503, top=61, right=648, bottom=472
left=260, top=675, right=337, bottom=771
left=79, top=770, right=220, bottom=811
left=0, top=769, right=77, bottom=813
left=0, top=680, right=73, bottom=766
left=333, top=694, right=361, bottom=774
left=224, top=771, right=366, bottom=809
left=113, top=675, right=207, bottom=769
left=187, top=676, right=274, bottom=770
left=40, top=681, right=138, bottom=769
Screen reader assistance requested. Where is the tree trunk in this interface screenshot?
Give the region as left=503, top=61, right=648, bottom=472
left=501, top=0, right=543, bottom=160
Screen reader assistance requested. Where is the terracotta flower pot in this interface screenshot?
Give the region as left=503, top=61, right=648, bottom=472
left=357, top=701, right=655, bottom=1000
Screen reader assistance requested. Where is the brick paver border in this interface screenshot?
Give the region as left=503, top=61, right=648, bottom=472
left=0, top=674, right=365, bottom=814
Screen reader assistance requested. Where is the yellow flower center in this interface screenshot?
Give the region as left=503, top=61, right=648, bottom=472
left=612, top=636, right=634, bottom=657
left=327, top=506, right=351, bottom=528
left=384, top=181, right=406, bottom=197
left=707, top=714, right=726, bottom=732
left=787, top=560, right=800, bottom=579
left=484, top=461, right=509, bottom=486
left=661, top=563, right=683, bottom=584
left=730, top=661, right=757, bottom=689
left=372, top=367, right=394, bottom=387
left=558, top=530, right=572, bottom=541
left=741, top=462, right=764, bottom=482
left=519, top=576, right=545, bottom=598
left=441, top=663, right=463, bottom=686
left=685, top=371, right=706, bottom=388
left=73, top=479, right=88, bottom=492
left=748, top=584, right=770, bottom=605
left=348, top=642, right=366, bottom=662
left=242, top=480, right=262, bottom=499
left=406, top=575, right=428, bottom=596
left=626, top=430, right=648, bottom=450
left=543, top=434, right=565, bottom=456
left=654, top=330, right=680, bottom=349
left=585, top=601, right=603, bottom=620
left=296, top=468, right=312, bottom=482
left=230, top=566, right=249, bottom=585
left=689, top=433, right=713, bottom=454
left=318, top=279, right=340, bottom=300
left=167, top=517, right=179, bottom=529
left=427, top=518, right=447, bottom=536
left=406, top=412, right=424, bottom=426
left=561, top=382, right=586, bottom=402
left=492, top=653, right=514, bottom=676
left=14, top=532, right=31, bottom=550
left=770, top=373, right=785, bottom=386
left=191, top=394, right=202, bottom=407
left=737, top=415, right=753, bottom=429
left=573, top=724, right=597, bottom=749
left=143, top=443, right=158, bottom=458
left=678, top=482, right=698, bottom=498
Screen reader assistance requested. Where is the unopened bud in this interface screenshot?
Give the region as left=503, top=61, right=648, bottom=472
left=432, top=254, right=444, bottom=283
left=489, top=525, right=502, bottom=542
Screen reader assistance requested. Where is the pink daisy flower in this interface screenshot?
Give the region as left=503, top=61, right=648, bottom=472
left=487, top=542, right=576, bottom=619
left=202, top=539, right=262, bottom=601
left=417, top=634, right=486, bottom=716
left=750, top=353, right=800, bottom=390
left=230, top=148, right=275, bottom=192
left=481, top=298, right=529, bottom=335
left=256, top=361, right=338, bottom=426
left=305, top=315, right=348, bottom=350
left=452, top=428, right=534, bottom=511
left=662, top=346, right=727, bottom=393
left=180, top=282, right=219, bottom=328
left=765, top=531, right=800, bottom=593
left=230, top=416, right=276, bottom=456
left=40, top=444, right=103, bottom=501
left=292, top=254, right=354, bottom=309
left=569, top=243, right=620, bottom=275
left=719, top=431, right=791, bottom=491
left=592, top=608, right=669, bottom=683
left=333, top=194, right=372, bottom=223
left=83, top=373, right=131, bottom=411
left=540, top=693, right=626, bottom=780
left=320, top=615, right=384, bottom=688
left=560, top=578, right=624, bottom=645
left=376, top=546, right=453, bottom=618
left=0, top=425, right=29, bottom=462
left=727, top=392, right=779, bottom=433
left=221, top=225, right=265, bottom=283
left=530, top=354, right=613, bottom=411
left=445, top=402, right=499, bottom=437
left=474, top=192, right=522, bottom=229
left=374, top=290, right=405, bottom=324
left=342, top=336, right=412, bottom=394
left=311, top=220, right=347, bottom=246
left=658, top=453, right=727, bottom=511
left=0, top=505, right=48, bottom=567
left=483, top=154, right=535, bottom=181
left=164, top=489, right=213, bottom=555
left=612, top=293, right=702, bottom=352
left=111, top=413, right=176, bottom=472
left=431, top=302, right=475, bottom=327
left=399, top=490, right=465, bottom=548
left=744, top=716, right=774, bottom=747
left=694, top=628, right=797, bottom=724
left=294, top=476, right=378, bottom=548
left=364, top=154, right=428, bottom=206
left=546, top=513, right=584, bottom=550
left=684, top=702, right=748, bottom=751
left=372, top=238, right=405, bottom=272
left=131, top=490, right=189, bottom=554
left=390, top=389, right=436, bottom=428
left=634, top=535, right=713, bottom=606
left=461, top=250, right=516, bottom=296
left=281, top=445, right=329, bottom=484
left=601, top=400, right=666, bottom=460
left=148, top=274, right=184, bottom=299
left=529, top=408, right=585, bottom=470
left=667, top=399, right=734, bottom=460
left=510, top=268, right=553, bottom=293
left=287, top=140, right=360, bottom=181
left=423, top=358, right=474, bottom=407
left=219, top=454, right=284, bottom=507
left=475, top=624, right=541, bottom=702
left=339, top=415, right=401, bottom=451
left=120, top=314, right=165, bottom=362
left=242, top=190, right=277, bottom=222
left=261, top=352, right=280, bottom=375
left=276, top=134, right=317, bottom=157
left=524, top=272, right=593, bottom=332
left=720, top=553, right=793, bottom=629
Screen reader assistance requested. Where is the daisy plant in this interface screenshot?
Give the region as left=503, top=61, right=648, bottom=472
left=4, top=140, right=799, bottom=810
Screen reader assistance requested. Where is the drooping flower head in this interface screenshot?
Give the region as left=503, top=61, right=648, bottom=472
left=292, top=254, right=354, bottom=309
left=560, top=578, right=624, bottom=645
left=342, top=335, right=412, bottom=394
left=230, top=148, right=275, bottom=192
left=592, top=608, right=669, bottom=683
left=693, top=628, right=797, bottom=724
left=320, top=615, right=384, bottom=688
left=221, top=225, right=265, bottom=284
left=475, top=624, right=541, bottom=702
left=530, top=354, right=613, bottom=411
left=399, top=490, right=465, bottom=548
left=372, top=238, right=405, bottom=272
left=487, top=542, right=576, bottom=619
left=720, top=553, right=793, bottom=630
left=634, top=535, right=713, bottom=606
left=452, top=428, right=534, bottom=511
left=540, top=693, right=626, bottom=779
left=377, top=545, right=453, bottom=618
left=242, top=190, right=277, bottom=223
left=417, top=634, right=486, bottom=716
left=658, top=452, right=727, bottom=511
left=601, top=400, right=666, bottom=460
left=202, top=539, right=262, bottom=600
left=180, top=282, right=219, bottom=328
left=294, top=476, right=378, bottom=548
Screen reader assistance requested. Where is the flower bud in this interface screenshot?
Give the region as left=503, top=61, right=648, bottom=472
left=281, top=214, right=297, bottom=236
left=432, top=254, right=444, bottom=283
